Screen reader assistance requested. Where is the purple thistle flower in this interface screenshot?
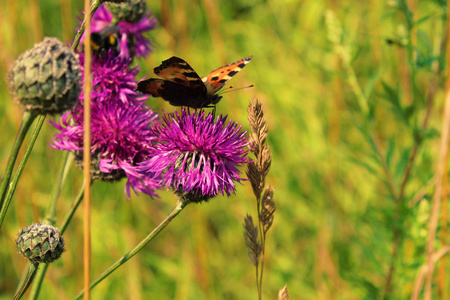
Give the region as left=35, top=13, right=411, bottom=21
left=77, top=50, right=146, bottom=105
left=141, top=109, right=251, bottom=203
left=50, top=48, right=158, bottom=198
left=51, top=101, right=161, bottom=198
left=87, top=4, right=157, bottom=58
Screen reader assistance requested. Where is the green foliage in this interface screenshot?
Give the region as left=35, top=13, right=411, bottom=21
left=0, top=0, right=449, bottom=299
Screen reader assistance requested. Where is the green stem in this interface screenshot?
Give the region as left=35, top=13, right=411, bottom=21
left=256, top=197, right=264, bottom=300
left=59, top=179, right=87, bottom=234
left=74, top=199, right=187, bottom=300
left=29, top=175, right=87, bottom=300
left=44, top=152, right=73, bottom=224
left=0, top=113, right=42, bottom=228
left=72, top=0, right=103, bottom=51
left=0, top=111, right=37, bottom=219
left=14, top=262, right=39, bottom=300
left=345, top=62, right=369, bottom=115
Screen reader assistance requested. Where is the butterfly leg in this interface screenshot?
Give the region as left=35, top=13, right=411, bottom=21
left=212, top=105, right=217, bottom=119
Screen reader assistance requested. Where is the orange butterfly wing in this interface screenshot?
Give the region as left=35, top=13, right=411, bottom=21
left=202, top=56, right=253, bottom=95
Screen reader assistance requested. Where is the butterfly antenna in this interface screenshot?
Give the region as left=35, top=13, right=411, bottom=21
left=218, top=84, right=254, bottom=95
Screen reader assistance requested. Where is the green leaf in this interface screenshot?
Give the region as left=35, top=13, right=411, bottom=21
left=386, top=138, right=395, bottom=168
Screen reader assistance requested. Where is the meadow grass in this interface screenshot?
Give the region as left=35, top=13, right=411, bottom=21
left=0, top=0, right=449, bottom=299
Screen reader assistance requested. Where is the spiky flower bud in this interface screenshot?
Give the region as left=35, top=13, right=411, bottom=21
left=8, top=37, right=81, bottom=115
left=16, top=223, right=65, bottom=264
left=106, top=0, right=147, bottom=23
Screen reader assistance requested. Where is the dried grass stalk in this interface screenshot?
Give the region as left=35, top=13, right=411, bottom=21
left=246, top=161, right=262, bottom=199
left=247, top=98, right=268, bottom=147
left=247, top=99, right=271, bottom=168
left=243, top=215, right=261, bottom=266
left=278, top=285, right=290, bottom=300
left=262, top=185, right=275, bottom=234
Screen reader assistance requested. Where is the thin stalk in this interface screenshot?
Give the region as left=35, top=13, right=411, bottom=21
left=255, top=263, right=260, bottom=300
left=82, top=0, right=93, bottom=298
left=29, top=180, right=87, bottom=300
left=257, top=198, right=264, bottom=300
left=411, top=245, right=450, bottom=300
left=60, top=180, right=87, bottom=234
left=368, top=135, right=398, bottom=200
left=71, top=0, right=103, bottom=51
left=45, top=152, right=73, bottom=224
left=0, top=111, right=37, bottom=221
left=13, top=262, right=39, bottom=300
left=424, top=9, right=450, bottom=297
left=438, top=150, right=448, bottom=299
left=74, top=199, right=187, bottom=300
left=0, top=114, right=43, bottom=228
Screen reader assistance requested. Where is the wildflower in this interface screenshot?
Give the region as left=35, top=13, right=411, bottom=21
left=77, top=50, right=145, bottom=105
left=51, top=49, right=159, bottom=198
left=141, top=109, right=251, bottom=203
left=51, top=101, right=160, bottom=198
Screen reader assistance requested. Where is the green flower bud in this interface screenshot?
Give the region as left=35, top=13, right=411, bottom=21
left=16, top=223, right=65, bottom=264
left=8, top=37, right=81, bottom=115
left=106, top=0, right=147, bottom=23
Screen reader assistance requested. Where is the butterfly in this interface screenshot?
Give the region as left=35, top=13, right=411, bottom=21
left=137, top=56, right=252, bottom=108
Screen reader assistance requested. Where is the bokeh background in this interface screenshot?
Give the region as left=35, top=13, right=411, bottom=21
left=1, top=0, right=449, bottom=299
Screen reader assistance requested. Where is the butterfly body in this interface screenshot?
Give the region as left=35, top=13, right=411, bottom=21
left=137, top=56, right=252, bottom=108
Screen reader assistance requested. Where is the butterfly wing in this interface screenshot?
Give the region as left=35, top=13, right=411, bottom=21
left=154, top=57, right=206, bottom=92
left=201, top=56, right=253, bottom=95
left=137, top=78, right=207, bottom=107
left=137, top=57, right=209, bottom=108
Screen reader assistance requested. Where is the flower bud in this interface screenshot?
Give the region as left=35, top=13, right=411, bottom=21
left=16, top=223, right=65, bottom=264
left=106, top=0, right=147, bottom=23
left=8, top=37, right=81, bottom=114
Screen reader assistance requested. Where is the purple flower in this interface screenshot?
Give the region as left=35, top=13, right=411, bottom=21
left=87, top=4, right=157, bottom=58
left=51, top=101, right=160, bottom=198
left=77, top=50, right=146, bottom=105
left=50, top=49, right=159, bottom=198
left=141, top=109, right=251, bottom=203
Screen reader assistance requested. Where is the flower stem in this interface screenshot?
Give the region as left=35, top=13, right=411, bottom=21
left=74, top=199, right=187, bottom=300
left=13, top=262, right=39, bottom=300
left=28, top=153, right=81, bottom=300
left=71, top=0, right=103, bottom=51
left=0, top=112, right=40, bottom=228
left=45, top=152, right=74, bottom=224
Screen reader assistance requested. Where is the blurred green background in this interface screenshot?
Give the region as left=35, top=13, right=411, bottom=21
left=1, top=0, right=449, bottom=299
